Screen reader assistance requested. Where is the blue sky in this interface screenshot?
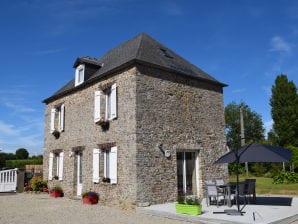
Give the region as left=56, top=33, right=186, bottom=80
left=0, top=0, right=297, bottom=155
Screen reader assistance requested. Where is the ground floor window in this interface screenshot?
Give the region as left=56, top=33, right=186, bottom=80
left=93, top=146, right=117, bottom=184
left=48, top=151, right=64, bottom=180
left=177, top=151, right=198, bottom=195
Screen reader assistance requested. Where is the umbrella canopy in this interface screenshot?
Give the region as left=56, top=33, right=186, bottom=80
left=214, top=143, right=292, bottom=216
left=215, top=143, right=292, bottom=164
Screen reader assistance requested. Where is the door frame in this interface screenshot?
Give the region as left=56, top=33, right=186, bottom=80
left=177, top=151, right=199, bottom=196
left=76, top=152, right=83, bottom=196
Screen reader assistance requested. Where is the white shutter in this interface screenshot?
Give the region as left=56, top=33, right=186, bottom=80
left=110, top=83, right=117, bottom=119
left=48, top=152, right=54, bottom=180
left=93, top=149, right=100, bottom=183
left=109, top=146, right=117, bottom=184
left=59, top=104, right=65, bottom=131
left=50, top=108, right=56, bottom=132
left=104, top=151, right=107, bottom=178
left=94, top=91, right=101, bottom=122
left=58, top=152, right=64, bottom=180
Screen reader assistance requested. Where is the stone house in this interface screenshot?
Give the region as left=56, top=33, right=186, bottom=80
left=43, top=33, right=228, bottom=206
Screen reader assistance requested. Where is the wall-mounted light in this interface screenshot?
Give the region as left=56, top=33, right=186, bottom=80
left=157, top=143, right=171, bottom=159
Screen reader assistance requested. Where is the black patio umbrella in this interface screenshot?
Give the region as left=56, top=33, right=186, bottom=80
left=215, top=143, right=292, bottom=215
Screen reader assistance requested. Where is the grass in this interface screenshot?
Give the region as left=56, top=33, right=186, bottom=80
left=229, top=176, right=298, bottom=196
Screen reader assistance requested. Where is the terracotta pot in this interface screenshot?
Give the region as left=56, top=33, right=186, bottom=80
left=83, top=196, right=98, bottom=205
left=50, top=191, right=62, bottom=198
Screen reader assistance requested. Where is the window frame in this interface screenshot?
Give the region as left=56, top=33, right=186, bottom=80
left=75, top=64, right=85, bottom=86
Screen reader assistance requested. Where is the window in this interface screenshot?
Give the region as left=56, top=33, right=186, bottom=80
left=75, top=64, right=85, bottom=86
left=50, top=104, right=65, bottom=132
left=48, top=152, right=64, bottom=180
left=92, top=146, right=117, bottom=184
left=94, top=83, right=117, bottom=123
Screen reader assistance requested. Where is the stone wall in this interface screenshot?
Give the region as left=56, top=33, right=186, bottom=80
left=43, top=63, right=228, bottom=206
left=43, top=66, right=138, bottom=204
left=135, top=65, right=228, bottom=205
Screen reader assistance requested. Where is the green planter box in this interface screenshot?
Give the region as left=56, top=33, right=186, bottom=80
left=175, top=203, right=202, bottom=215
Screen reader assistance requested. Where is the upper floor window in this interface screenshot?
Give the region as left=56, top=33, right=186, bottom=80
left=94, top=83, right=117, bottom=123
left=75, top=64, right=85, bottom=86
left=50, top=104, right=65, bottom=133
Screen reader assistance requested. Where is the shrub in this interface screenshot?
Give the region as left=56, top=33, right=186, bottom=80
left=273, top=172, right=298, bottom=184
left=31, top=177, right=47, bottom=191
left=5, top=158, right=43, bottom=168
left=50, top=185, right=63, bottom=193
left=177, top=195, right=201, bottom=205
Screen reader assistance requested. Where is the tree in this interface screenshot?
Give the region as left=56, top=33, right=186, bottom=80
left=225, top=102, right=265, bottom=175
left=270, top=74, right=298, bottom=147
left=15, top=148, right=29, bottom=159
left=225, top=101, right=265, bottom=150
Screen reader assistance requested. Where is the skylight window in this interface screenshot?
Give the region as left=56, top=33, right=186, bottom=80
left=160, top=48, right=173, bottom=59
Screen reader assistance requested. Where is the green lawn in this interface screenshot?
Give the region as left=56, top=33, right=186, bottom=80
left=229, top=176, right=298, bottom=196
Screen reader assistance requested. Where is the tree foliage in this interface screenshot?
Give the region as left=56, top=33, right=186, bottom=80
left=270, top=74, right=298, bottom=147
left=225, top=101, right=265, bottom=150
left=15, top=148, right=29, bottom=159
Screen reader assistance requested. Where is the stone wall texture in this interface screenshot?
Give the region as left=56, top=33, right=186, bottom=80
left=43, top=64, right=228, bottom=207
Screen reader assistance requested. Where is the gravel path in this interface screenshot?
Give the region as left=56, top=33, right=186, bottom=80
left=0, top=193, right=190, bottom=224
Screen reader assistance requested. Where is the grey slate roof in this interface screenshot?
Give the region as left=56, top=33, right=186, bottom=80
left=43, top=33, right=226, bottom=103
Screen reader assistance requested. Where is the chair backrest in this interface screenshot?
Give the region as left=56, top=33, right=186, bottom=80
left=205, top=179, right=214, bottom=185
left=206, top=184, right=218, bottom=196
left=215, top=179, right=225, bottom=186
left=238, top=182, right=246, bottom=195
left=245, top=179, right=256, bottom=194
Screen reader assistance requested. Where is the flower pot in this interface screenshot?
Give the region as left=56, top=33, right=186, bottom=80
left=83, top=196, right=98, bottom=205
left=175, top=203, right=202, bottom=215
left=50, top=191, right=63, bottom=198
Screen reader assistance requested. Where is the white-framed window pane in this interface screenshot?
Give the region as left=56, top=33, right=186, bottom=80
left=106, top=90, right=111, bottom=119
left=78, top=69, right=84, bottom=83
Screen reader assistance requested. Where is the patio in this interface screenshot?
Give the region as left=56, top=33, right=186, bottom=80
left=138, top=196, right=298, bottom=224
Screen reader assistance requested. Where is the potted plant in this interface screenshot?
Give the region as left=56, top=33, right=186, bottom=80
left=102, top=177, right=111, bottom=183
left=175, top=195, right=202, bottom=215
left=49, top=186, right=63, bottom=198
left=82, top=191, right=99, bottom=205
left=96, top=118, right=110, bottom=131
left=52, top=130, right=60, bottom=139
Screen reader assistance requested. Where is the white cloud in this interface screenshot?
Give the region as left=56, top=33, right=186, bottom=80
left=162, top=2, right=183, bottom=16
left=264, top=119, right=274, bottom=136
left=270, top=36, right=291, bottom=53
left=0, top=121, right=19, bottom=136
left=262, top=86, right=271, bottom=96
left=231, top=88, right=246, bottom=93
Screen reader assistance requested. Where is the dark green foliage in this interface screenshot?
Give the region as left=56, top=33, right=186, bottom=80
left=177, top=195, right=185, bottom=204
left=225, top=102, right=265, bottom=151
left=15, top=148, right=29, bottom=159
left=273, top=172, right=298, bottom=184
left=251, top=163, right=267, bottom=177
left=5, top=158, right=43, bottom=168
left=270, top=74, right=298, bottom=147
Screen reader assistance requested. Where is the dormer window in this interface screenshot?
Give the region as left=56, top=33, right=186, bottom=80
left=75, top=64, right=85, bottom=86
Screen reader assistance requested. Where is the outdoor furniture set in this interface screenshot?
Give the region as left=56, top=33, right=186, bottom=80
left=205, top=178, right=256, bottom=207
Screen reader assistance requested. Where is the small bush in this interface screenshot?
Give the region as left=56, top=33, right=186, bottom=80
left=31, top=177, right=47, bottom=191
left=273, top=172, right=298, bottom=184
left=50, top=185, right=63, bottom=193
